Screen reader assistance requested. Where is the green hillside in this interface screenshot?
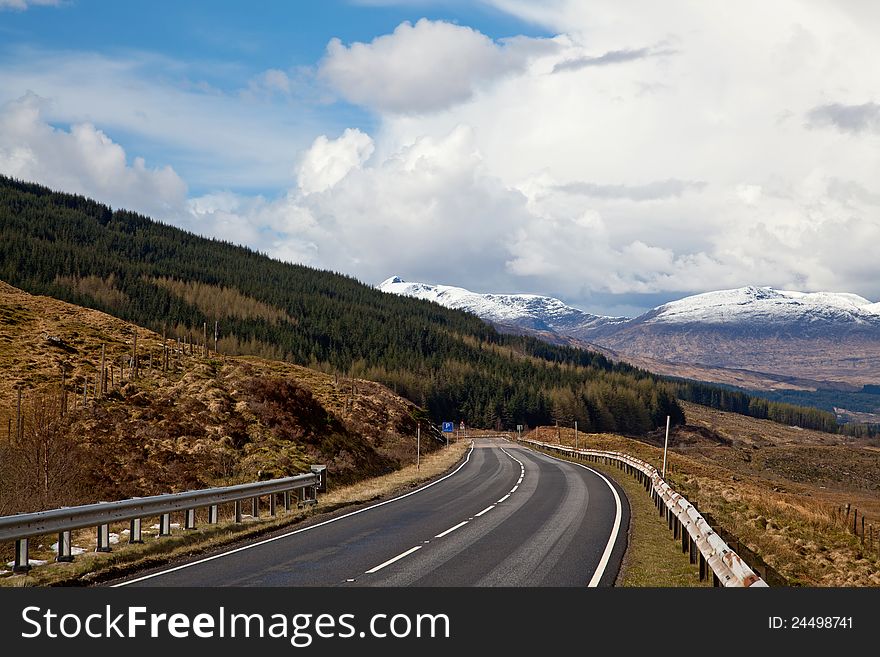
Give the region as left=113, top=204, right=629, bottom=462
left=0, top=175, right=691, bottom=434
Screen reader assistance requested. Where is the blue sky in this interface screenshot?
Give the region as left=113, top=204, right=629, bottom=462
left=1, top=0, right=878, bottom=315
left=0, top=1, right=549, bottom=196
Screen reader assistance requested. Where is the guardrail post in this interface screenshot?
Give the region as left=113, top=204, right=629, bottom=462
left=234, top=500, right=242, bottom=523
left=208, top=504, right=218, bottom=524
left=159, top=513, right=171, bottom=536
left=96, top=523, right=111, bottom=552
left=185, top=508, right=196, bottom=530
left=283, top=491, right=291, bottom=512
left=56, top=530, right=73, bottom=562
left=310, top=465, right=327, bottom=493
left=13, top=538, right=30, bottom=572
left=129, top=518, right=143, bottom=544
left=699, top=553, right=707, bottom=581
left=269, top=494, right=277, bottom=517
left=252, top=497, right=260, bottom=518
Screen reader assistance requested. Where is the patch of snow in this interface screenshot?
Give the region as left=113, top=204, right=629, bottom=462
left=6, top=559, right=47, bottom=567
left=50, top=542, right=86, bottom=556
left=109, top=533, right=120, bottom=544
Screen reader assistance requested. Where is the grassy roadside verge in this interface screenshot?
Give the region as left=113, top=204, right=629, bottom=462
left=1, top=440, right=471, bottom=587
left=527, top=444, right=709, bottom=587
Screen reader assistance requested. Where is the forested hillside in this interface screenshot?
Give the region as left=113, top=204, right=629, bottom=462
left=0, top=175, right=836, bottom=434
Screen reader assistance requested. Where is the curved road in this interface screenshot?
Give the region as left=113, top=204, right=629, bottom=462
left=115, top=438, right=629, bottom=587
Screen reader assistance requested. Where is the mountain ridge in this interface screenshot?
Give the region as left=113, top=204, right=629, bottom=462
left=379, top=277, right=880, bottom=388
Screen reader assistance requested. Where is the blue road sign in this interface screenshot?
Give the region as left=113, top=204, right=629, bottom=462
left=442, top=422, right=454, bottom=433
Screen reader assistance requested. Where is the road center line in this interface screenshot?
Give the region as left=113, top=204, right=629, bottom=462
left=474, top=504, right=495, bottom=517
left=496, top=493, right=510, bottom=503
left=435, top=520, right=469, bottom=538
left=113, top=442, right=476, bottom=587
left=364, top=545, right=423, bottom=574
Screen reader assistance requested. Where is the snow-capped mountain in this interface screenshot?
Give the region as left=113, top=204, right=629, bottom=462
left=379, top=277, right=880, bottom=387
left=640, top=286, right=880, bottom=328
left=378, top=276, right=626, bottom=335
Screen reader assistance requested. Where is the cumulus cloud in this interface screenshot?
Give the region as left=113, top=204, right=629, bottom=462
left=297, top=128, right=374, bottom=194
left=806, top=101, right=880, bottom=134
left=0, top=93, right=187, bottom=218
left=181, top=126, right=532, bottom=290
left=318, top=18, right=559, bottom=113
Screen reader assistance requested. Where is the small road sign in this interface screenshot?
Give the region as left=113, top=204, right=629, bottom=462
left=442, top=421, right=454, bottom=433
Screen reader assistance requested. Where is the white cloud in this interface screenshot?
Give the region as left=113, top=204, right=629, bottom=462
left=5, top=7, right=880, bottom=314
left=318, top=18, right=559, bottom=114
left=0, top=0, right=59, bottom=10
left=0, top=93, right=187, bottom=218
left=360, top=3, right=880, bottom=308
left=0, top=49, right=337, bottom=190
left=297, top=128, right=374, bottom=194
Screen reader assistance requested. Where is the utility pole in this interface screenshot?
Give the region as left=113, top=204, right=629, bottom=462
left=556, top=419, right=560, bottom=444
left=575, top=420, right=578, bottom=451
left=417, top=423, right=421, bottom=470
left=662, top=415, right=671, bottom=479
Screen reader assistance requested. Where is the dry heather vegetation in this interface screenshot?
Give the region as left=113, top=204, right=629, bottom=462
left=532, top=402, right=880, bottom=586
left=0, top=280, right=438, bottom=521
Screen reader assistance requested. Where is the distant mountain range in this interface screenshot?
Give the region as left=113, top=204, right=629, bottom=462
left=379, top=277, right=880, bottom=391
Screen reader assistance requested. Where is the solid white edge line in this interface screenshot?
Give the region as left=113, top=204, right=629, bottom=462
left=113, top=441, right=476, bottom=587
left=364, top=545, right=423, bottom=574
left=434, top=520, right=469, bottom=538
left=474, top=504, right=494, bottom=517
left=530, top=447, right=623, bottom=588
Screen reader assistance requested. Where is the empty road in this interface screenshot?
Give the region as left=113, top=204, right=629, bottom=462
left=115, top=438, right=629, bottom=587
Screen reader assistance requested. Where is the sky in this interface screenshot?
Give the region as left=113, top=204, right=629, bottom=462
left=1, top=0, right=879, bottom=317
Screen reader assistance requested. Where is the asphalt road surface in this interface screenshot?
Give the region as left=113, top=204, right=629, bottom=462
left=115, top=438, right=629, bottom=587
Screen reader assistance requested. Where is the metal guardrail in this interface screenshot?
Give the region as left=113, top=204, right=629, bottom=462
left=0, top=465, right=327, bottom=573
left=523, top=439, right=768, bottom=588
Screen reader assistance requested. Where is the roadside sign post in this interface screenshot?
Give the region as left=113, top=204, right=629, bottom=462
left=575, top=420, right=578, bottom=451
left=662, top=415, right=670, bottom=478
left=441, top=421, right=454, bottom=449
left=417, top=423, right=421, bottom=470
left=516, top=424, right=522, bottom=442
